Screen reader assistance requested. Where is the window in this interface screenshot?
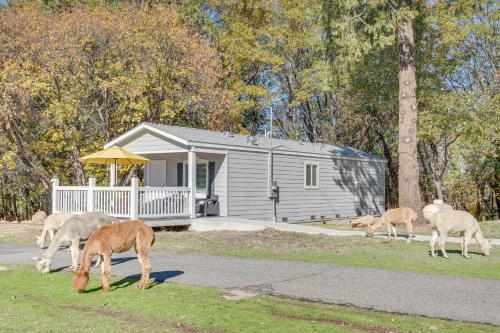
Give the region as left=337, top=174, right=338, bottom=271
left=183, top=159, right=209, bottom=198
left=196, top=163, right=207, bottom=194
left=304, top=162, right=319, bottom=189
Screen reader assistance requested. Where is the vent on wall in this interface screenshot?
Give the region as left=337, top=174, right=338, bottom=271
left=281, top=217, right=288, bottom=222
left=335, top=214, right=340, bottom=218
left=310, top=215, right=316, bottom=220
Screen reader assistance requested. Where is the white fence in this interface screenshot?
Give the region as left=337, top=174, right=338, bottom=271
left=139, top=187, right=190, bottom=217
left=54, top=187, right=88, bottom=214
left=51, top=177, right=191, bottom=219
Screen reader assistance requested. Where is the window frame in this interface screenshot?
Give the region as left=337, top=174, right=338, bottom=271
left=304, top=161, right=320, bottom=190
left=183, top=158, right=209, bottom=198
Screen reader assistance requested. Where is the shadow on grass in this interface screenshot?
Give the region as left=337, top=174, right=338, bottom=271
left=84, top=270, right=184, bottom=293
left=427, top=249, right=485, bottom=258
left=110, top=256, right=137, bottom=265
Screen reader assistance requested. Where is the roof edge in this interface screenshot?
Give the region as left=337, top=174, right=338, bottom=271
left=104, top=123, right=189, bottom=148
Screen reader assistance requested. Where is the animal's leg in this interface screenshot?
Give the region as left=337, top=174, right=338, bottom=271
left=38, top=230, right=47, bottom=248
left=439, top=232, right=449, bottom=259
left=392, top=225, right=397, bottom=240
left=430, top=229, right=438, bottom=257
left=69, top=239, right=80, bottom=271
left=386, top=223, right=392, bottom=240
left=137, top=252, right=152, bottom=290
left=101, top=255, right=111, bottom=292
left=460, top=232, right=465, bottom=256
left=463, top=232, right=472, bottom=259
left=406, top=223, right=413, bottom=243
left=48, top=229, right=55, bottom=242
left=93, top=255, right=102, bottom=268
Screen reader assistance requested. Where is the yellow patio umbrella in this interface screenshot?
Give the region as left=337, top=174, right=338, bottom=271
left=79, top=146, right=150, bottom=185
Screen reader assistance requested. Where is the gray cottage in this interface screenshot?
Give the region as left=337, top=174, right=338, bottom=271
left=52, top=123, right=386, bottom=224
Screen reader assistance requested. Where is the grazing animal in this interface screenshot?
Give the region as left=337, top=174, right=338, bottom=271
left=31, top=211, right=47, bottom=224
left=422, top=200, right=453, bottom=225
left=33, top=212, right=117, bottom=273
left=429, top=210, right=491, bottom=259
left=73, top=220, right=155, bottom=293
left=351, top=215, right=376, bottom=236
left=369, top=207, right=418, bottom=242
left=35, top=212, right=75, bottom=248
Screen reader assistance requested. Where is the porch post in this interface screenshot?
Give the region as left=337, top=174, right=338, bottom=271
left=130, top=176, right=139, bottom=220
left=87, top=175, right=96, bottom=213
left=188, top=149, right=197, bottom=218
left=51, top=176, right=59, bottom=214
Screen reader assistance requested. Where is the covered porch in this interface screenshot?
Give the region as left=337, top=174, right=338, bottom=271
left=51, top=149, right=227, bottom=225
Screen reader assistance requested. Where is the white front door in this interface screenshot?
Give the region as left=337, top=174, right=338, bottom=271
left=183, top=159, right=208, bottom=198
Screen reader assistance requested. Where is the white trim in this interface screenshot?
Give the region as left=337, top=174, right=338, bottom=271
left=104, top=124, right=189, bottom=148
left=130, top=149, right=188, bottom=154
left=139, top=186, right=190, bottom=191
left=191, top=142, right=267, bottom=153
left=188, top=150, right=197, bottom=218
left=304, top=161, right=320, bottom=190
left=193, top=147, right=228, bottom=155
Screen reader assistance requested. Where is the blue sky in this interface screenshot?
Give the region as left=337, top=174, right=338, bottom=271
left=0, top=0, right=7, bottom=5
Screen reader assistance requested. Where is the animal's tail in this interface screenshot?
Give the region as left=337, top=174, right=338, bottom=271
left=151, top=231, right=156, bottom=247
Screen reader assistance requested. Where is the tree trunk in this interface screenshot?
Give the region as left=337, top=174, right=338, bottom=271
left=397, top=19, right=423, bottom=223
left=434, top=179, right=444, bottom=200
left=376, top=129, right=398, bottom=208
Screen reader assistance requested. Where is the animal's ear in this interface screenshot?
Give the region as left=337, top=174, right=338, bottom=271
left=32, top=256, right=41, bottom=261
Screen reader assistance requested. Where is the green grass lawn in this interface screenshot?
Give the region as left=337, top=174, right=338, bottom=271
left=154, top=229, right=500, bottom=280
left=0, top=223, right=41, bottom=245
left=0, top=266, right=496, bottom=333
left=305, top=220, right=500, bottom=239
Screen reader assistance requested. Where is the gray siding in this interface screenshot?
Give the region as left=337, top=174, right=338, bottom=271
left=228, top=150, right=273, bottom=220
left=273, top=154, right=384, bottom=222
left=121, top=131, right=186, bottom=152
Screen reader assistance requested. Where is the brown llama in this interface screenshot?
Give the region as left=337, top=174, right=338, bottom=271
left=72, top=220, right=155, bottom=293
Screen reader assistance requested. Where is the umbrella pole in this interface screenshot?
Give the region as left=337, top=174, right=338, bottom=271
left=114, top=160, right=117, bottom=187
left=109, top=162, right=117, bottom=187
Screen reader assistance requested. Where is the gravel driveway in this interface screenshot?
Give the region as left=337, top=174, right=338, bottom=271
left=1, top=241, right=499, bottom=326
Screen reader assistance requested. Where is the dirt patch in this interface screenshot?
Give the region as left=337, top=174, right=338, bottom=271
left=271, top=312, right=404, bottom=333
left=221, top=289, right=258, bottom=301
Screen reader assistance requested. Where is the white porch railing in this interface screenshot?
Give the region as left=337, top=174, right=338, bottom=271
left=94, top=187, right=132, bottom=217
left=54, top=186, right=88, bottom=214
left=51, top=177, right=191, bottom=219
left=138, top=187, right=190, bottom=217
